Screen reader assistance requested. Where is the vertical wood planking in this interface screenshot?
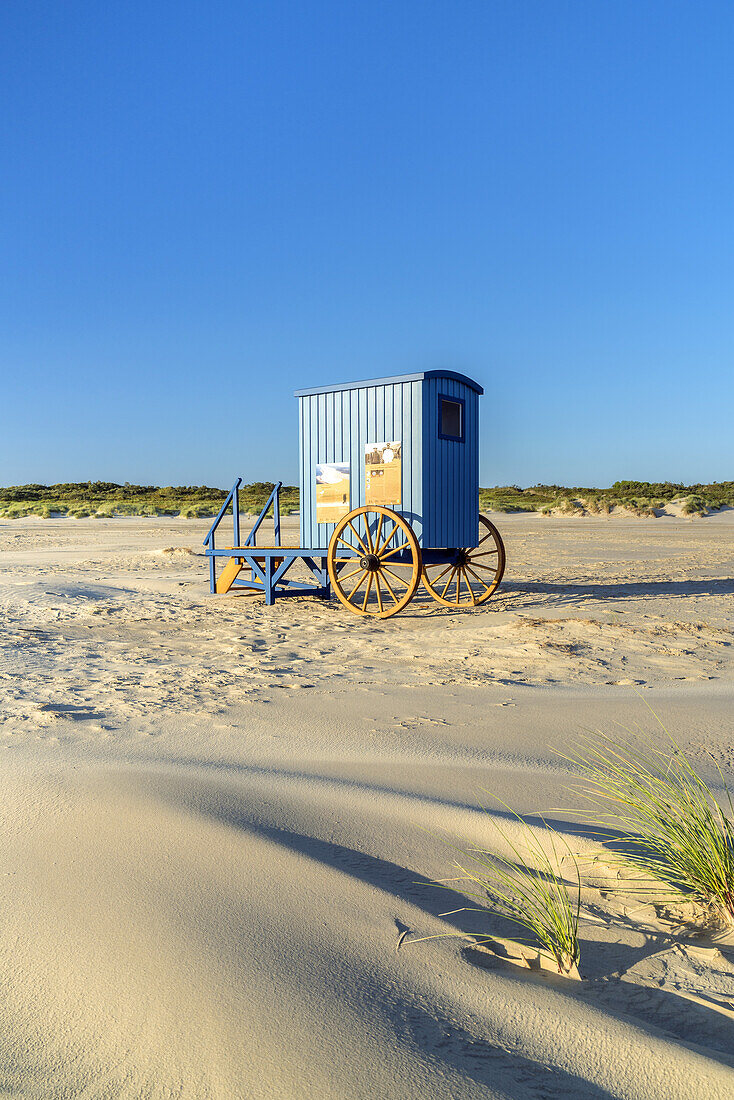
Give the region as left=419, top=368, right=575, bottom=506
left=358, top=388, right=368, bottom=512
left=346, top=388, right=355, bottom=512
left=298, top=394, right=305, bottom=544
left=410, top=380, right=422, bottom=541
left=400, top=382, right=410, bottom=522
left=333, top=390, right=342, bottom=468
left=384, top=384, right=393, bottom=461
left=470, top=390, right=479, bottom=543
left=453, top=377, right=461, bottom=546
left=427, top=377, right=435, bottom=546
left=327, top=391, right=334, bottom=463
left=297, top=371, right=477, bottom=550
left=367, top=386, right=376, bottom=454
left=317, top=393, right=326, bottom=470
left=300, top=395, right=310, bottom=544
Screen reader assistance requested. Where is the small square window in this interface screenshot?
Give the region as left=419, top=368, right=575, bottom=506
left=440, top=397, right=463, bottom=441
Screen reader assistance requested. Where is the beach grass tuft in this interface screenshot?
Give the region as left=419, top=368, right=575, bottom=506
left=681, top=494, right=708, bottom=516
left=417, top=801, right=581, bottom=975
left=569, top=726, right=734, bottom=927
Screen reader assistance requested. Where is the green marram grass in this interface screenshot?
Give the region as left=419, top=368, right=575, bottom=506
left=568, top=722, right=734, bottom=928
left=681, top=494, right=708, bottom=516
left=415, top=801, right=581, bottom=976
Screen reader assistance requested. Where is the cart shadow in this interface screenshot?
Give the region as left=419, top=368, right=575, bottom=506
left=504, top=578, right=734, bottom=604
left=341, top=575, right=734, bottom=620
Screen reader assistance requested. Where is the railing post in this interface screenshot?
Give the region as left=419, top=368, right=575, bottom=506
left=274, top=484, right=281, bottom=547
left=264, top=556, right=275, bottom=605
left=233, top=483, right=240, bottom=547
left=203, top=478, right=242, bottom=548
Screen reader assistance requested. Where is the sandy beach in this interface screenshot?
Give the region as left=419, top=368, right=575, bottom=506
left=1, top=511, right=733, bottom=1099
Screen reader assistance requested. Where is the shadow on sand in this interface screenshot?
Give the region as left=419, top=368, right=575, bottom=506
left=137, top=762, right=734, bottom=1080
left=505, top=578, right=734, bottom=602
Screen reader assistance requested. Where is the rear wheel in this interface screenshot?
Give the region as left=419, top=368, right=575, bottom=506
left=421, top=515, right=505, bottom=607
left=327, top=506, right=422, bottom=618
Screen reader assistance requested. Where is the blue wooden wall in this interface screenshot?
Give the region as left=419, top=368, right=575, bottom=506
left=296, top=371, right=481, bottom=549
left=421, top=374, right=480, bottom=549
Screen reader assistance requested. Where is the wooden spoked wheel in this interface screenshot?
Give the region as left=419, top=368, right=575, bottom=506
left=422, top=515, right=506, bottom=608
left=327, top=506, right=422, bottom=618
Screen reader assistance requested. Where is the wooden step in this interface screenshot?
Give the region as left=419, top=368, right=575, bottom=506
left=216, top=557, right=244, bottom=594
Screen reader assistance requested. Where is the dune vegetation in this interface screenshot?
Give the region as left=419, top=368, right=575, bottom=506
left=0, top=479, right=731, bottom=519
left=478, top=481, right=734, bottom=516
left=0, top=481, right=299, bottom=519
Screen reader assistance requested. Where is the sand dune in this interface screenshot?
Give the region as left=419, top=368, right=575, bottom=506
left=1, top=513, right=733, bottom=1097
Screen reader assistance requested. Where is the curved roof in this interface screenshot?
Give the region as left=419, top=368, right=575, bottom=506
left=294, top=370, right=483, bottom=398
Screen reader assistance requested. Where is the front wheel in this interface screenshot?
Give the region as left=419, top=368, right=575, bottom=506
left=421, top=515, right=505, bottom=607
left=327, top=506, right=422, bottom=618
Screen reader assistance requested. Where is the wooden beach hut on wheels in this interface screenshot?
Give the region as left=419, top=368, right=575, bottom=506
left=204, top=370, right=505, bottom=617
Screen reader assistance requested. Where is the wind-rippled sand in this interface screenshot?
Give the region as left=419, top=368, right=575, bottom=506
left=1, top=512, right=733, bottom=1098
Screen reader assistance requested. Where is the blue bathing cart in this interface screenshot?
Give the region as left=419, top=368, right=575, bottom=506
left=204, top=370, right=505, bottom=618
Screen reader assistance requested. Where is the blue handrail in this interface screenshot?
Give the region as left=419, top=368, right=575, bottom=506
left=245, top=482, right=283, bottom=547
left=203, top=478, right=242, bottom=547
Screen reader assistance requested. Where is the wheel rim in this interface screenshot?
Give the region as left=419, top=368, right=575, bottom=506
left=422, top=516, right=505, bottom=607
left=328, top=507, right=421, bottom=618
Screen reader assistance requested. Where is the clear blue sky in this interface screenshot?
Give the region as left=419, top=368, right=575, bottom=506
left=2, top=1, right=732, bottom=489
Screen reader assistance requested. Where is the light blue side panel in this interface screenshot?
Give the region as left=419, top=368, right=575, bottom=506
left=299, top=394, right=311, bottom=543
left=298, top=379, right=424, bottom=547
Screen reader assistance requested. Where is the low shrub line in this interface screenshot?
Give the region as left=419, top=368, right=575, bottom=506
left=1, top=479, right=731, bottom=518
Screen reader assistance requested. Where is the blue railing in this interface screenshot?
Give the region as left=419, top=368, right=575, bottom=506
left=203, top=477, right=242, bottom=551
left=244, top=482, right=282, bottom=548
left=202, top=479, right=331, bottom=604
left=203, top=479, right=282, bottom=552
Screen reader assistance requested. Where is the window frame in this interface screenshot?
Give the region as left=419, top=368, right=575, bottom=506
left=437, top=393, right=465, bottom=442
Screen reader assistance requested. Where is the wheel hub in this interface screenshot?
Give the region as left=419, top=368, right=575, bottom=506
left=360, top=554, right=380, bottom=572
